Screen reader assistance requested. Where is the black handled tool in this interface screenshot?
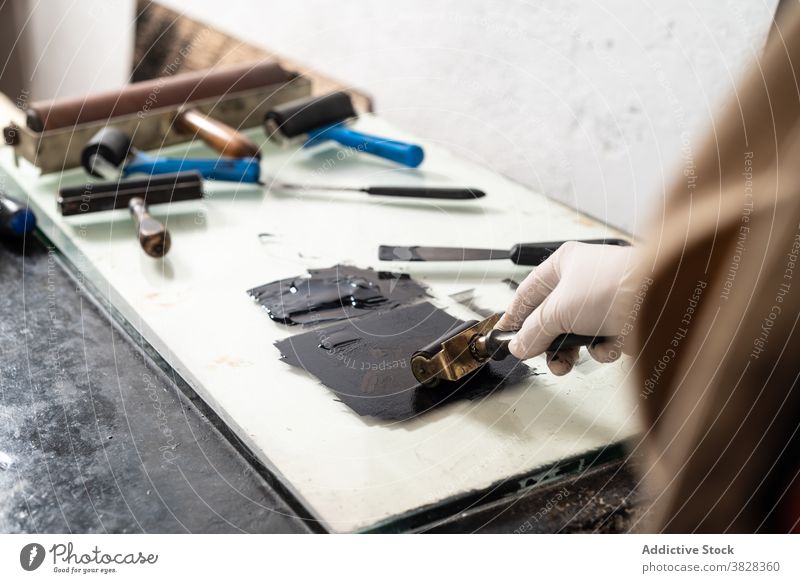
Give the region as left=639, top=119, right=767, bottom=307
left=380, top=238, right=629, bottom=265
left=274, top=182, right=485, bottom=200
left=411, top=313, right=607, bottom=387
left=81, top=127, right=261, bottom=183
left=58, top=171, right=204, bottom=258
left=265, top=91, right=425, bottom=168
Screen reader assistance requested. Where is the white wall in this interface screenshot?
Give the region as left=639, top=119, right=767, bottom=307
left=9, top=0, right=134, bottom=102
left=11, top=0, right=765, bottom=235
left=155, top=0, right=778, bottom=235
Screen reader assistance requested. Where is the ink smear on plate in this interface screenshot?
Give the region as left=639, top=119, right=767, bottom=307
left=275, top=302, right=532, bottom=420
left=248, top=265, right=428, bottom=326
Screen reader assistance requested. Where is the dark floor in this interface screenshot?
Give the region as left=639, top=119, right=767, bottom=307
left=0, top=233, right=314, bottom=533
left=423, top=457, right=643, bottom=533
left=0, top=230, right=642, bottom=534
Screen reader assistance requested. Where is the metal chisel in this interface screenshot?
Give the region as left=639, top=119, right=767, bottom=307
left=379, top=238, right=630, bottom=266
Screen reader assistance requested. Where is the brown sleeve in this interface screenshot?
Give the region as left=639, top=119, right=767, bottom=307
left=632, top=5, right=800, bottom=532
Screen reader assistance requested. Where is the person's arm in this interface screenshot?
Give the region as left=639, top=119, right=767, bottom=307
left=500, top=4, right=800, bottom=533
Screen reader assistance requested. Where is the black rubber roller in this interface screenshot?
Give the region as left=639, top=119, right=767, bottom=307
left=413, top=320, right=479, bottom=359
left=81, top=127, right=131, bottom=177
left=265, top=91, right=357, bottom=139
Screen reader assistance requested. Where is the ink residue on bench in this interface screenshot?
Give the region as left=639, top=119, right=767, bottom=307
left=248, top=265, right=429, bottom=326
left=275, top=302, right=533, bottom=421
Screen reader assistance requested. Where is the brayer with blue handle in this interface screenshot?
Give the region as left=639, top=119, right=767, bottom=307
left=81, top=127, right=261, bottom=184
left=0, top=191, right=37, bottom=238
left=264, top=91, right=425, bottom=168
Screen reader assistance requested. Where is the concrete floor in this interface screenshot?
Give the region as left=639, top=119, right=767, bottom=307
left=0, top=234, right=314, bottom=533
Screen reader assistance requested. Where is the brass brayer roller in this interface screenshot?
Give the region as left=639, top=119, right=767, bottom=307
left=411, top=313, right=606, bottom=387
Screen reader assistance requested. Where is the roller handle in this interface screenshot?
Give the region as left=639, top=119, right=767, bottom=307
left=365, top=186, right=486, bottom=200
left=509, top=238, right=630, bottom=265
left=306, top=124, right=425, bottom=168
left=0, top=193, right=37, bottom=237
left=123, top=153, right=261, bottom=183
left=483, top=329, right=608, bottom=360
left=128, top=197, right=171, bottom=258
left=175, top=108, right=261, bottom=159
left=82, top=127, right=131, bottom=177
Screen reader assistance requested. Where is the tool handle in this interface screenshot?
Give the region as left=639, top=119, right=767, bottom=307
left=123, top=153, right=261, bottom=183
left=509, top=238, right=630, bottom=265
left=128, top=197, right=171, bottom=258
left=0, top=193, right=36, bottom=237
left=175, top=108, right=261, bottom=159
left=365, top=186, right=486, bottom=199
left=59, top=171, right=204, bottom=215
left=484, top=329, right=609, bottom=360
left=306, top=125, right=425, bottom=168
left=548, top=333, right=607, bottom=352
left=482, top=329, right=515, bottom=360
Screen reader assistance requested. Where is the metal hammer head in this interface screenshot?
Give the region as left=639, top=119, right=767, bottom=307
left=264, top=91, right=357, bottom=144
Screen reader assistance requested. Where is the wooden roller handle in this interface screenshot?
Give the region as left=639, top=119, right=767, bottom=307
left=175, top=108, right=261, bottom=159
left=129, top=197, right=171, bottom=258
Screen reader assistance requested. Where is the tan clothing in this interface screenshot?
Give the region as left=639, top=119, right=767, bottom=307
left=634, top=5, right=800, bottom=532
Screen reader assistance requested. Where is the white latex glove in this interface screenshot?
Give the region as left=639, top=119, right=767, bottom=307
left=496, top=241, right=640, bottom=375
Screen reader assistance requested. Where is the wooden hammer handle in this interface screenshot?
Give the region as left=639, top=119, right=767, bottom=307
left=175, top=108, right=261, bottom=159
left=129, top=197, right=171, bottom=257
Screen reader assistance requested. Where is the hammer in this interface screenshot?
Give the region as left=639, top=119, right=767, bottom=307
left=264, top=91, right=425, bottom=168
left=57, top=172, right=204, bottom=258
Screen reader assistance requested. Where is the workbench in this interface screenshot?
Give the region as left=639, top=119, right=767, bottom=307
left=0, top=115, right=641, bottom=533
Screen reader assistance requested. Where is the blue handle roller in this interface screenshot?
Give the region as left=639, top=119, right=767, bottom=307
left=123, top=152, right=262, bottom=183
left=0, top=193, right=36, bottom=238
left=305, top=124, right=425, bottom=168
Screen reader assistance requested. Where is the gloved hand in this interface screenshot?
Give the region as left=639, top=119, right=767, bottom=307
left=496, top=241, right=640, bottom=375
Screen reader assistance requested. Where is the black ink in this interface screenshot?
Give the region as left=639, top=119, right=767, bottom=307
left=275, top=302, right=532, bottom=420
left=319, top=331, right=361, bottom=351
left=248, top=265, right=428, bottom=326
